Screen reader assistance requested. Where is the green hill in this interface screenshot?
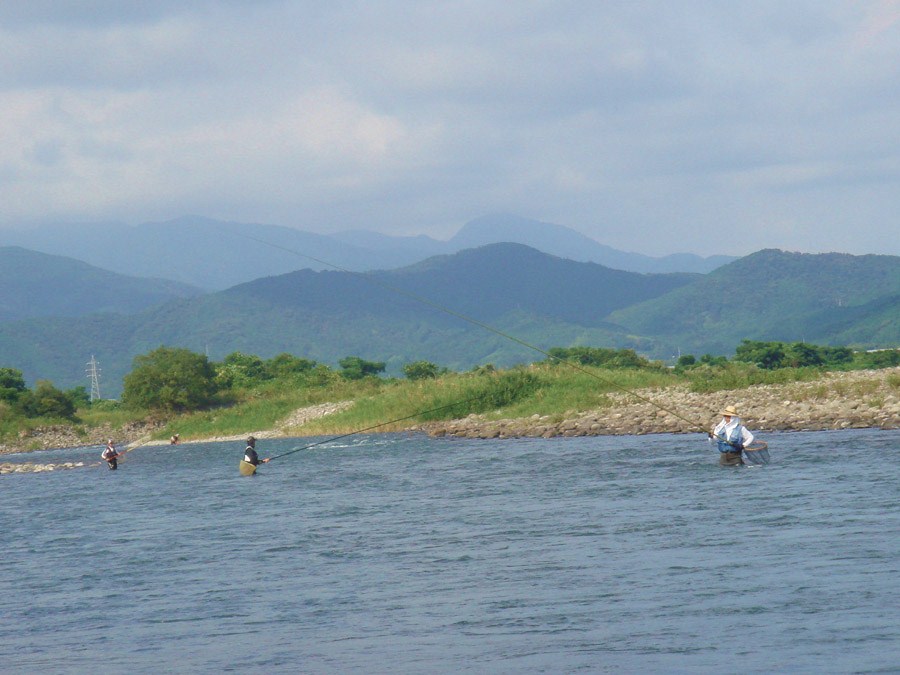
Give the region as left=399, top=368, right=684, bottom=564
left=0, top=244, right=691, bottom=395
left=223, top=243, right=699, bottom=325
left=1, top=246, right=897, bottom=397
left=0, top=246, right=202, bottom=322
left=607, top=249, right=900, bottom=356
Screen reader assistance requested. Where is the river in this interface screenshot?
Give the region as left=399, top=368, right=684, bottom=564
left=1, top=429, right=897, bottom=673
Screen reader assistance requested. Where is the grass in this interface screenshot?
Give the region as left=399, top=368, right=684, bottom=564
left=684, top=363, right=824, bottom=393
left=291, top=364, right=682, bottom=436
left=778, top=371, right=893, bottom=404
left=6, top=360, right=896, bottom=448
left=76, top=405, right=144, bottom=431
left=156, top=377, right=381, bottom=441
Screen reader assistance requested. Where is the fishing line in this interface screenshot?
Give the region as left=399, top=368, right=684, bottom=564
left=225, top=228, right=711, bottom=440
left=268, top=395, right=495, bottom=461
left=89, top=434, right=154, bottom=467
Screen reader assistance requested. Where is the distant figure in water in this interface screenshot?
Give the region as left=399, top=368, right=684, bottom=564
left=170, top=434, right=180, bottom=445
left=243, top=436, right=269, bottom=468
left=710, top=405, right=754, bottom=466
left=102, top=439, right=119, bottom=470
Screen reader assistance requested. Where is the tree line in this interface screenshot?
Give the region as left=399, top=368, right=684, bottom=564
left=0, top=348, right=450, bottom=421
left=2, top=340, right=897, bottom=422
left=675, top=339, right=899, bottom=371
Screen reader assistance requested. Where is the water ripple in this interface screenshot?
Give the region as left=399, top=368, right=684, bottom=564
left=1, top=429, right=898, bottom=673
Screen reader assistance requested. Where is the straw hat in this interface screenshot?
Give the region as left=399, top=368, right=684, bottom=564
left=720, top=405, right=739, bottom=417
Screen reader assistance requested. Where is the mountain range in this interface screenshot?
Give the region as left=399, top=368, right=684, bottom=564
left=0, top=247, right=202, bottom=322
left=0, top=240, right=897, bottom=398
left=0, top=214, right=734, bottom=290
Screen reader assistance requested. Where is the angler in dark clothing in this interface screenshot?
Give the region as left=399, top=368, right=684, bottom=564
left=243, top=436, right=269, bottom=467
left=102, top=439, right=119, bottom=470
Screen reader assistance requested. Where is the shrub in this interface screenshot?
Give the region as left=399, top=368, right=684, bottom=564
left=339, top=356, right=386, bottom=380
left=266, top=353, right=318, bottom=378
left=418, top=369, right=543, bottom=421
left=215, top=351, right=272, bottom=389
left=403, top=360, right=446, bottom=380
left=854, top=350, right=900, bottom=369
left=547, top=346, right=655, bottom=369
left=123, top=347, right=218, bottom=412
left=0, top=367, right=27, bottom=403
left=17, top=380, right=77, bottom=420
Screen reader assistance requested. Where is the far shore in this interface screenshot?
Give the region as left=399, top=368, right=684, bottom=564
left=422, top=367, right=900, bottom=439
left=3, top=368, right=898, bottom=466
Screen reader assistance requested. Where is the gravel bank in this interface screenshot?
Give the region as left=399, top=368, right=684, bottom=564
left=3, top=370, right=898, bottom=471
left=422, top=368, right=900, bottom=439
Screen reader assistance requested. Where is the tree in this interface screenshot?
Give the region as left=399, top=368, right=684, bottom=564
left=265, top=353, right=318, bottom=378
left=0, top=367, right=27, bottom=403
left=735, top=340, right=855, bottom=369
left=733, top=340, right=785, bottom=369
left=820, top=346, right=854, bottom=366
left=123, top=347, right=218, bottom=412
left=784, top=342, right=823, bottom=368
left=215, top=351, right=271, bottom=389
left=17, top=380, right=76, bottom=419
left=546, top=346, right=654, bottom=369
left=699, top=353, right=729, bottom=367
left=338, top=356, right=386, bottom=380
left=403, top=360, right=445, bottom=380
left=66, top=385, right=91, bottom=409
left=855, top=349, right=900, bottom=368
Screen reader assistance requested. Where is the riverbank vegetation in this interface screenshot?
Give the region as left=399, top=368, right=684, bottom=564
left=2, top=340, right=898, bottom=450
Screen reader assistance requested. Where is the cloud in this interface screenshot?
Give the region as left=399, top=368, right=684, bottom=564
left=852, top=0, right=900, bottom=49
left=0, top=1, right=899, bottom=256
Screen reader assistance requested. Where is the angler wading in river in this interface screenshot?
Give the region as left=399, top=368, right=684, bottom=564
left=709, top=405, right=755, bottom=466
left=239, top=436, right=270, bottom=476
left=102, top=439, right=120, bottom=470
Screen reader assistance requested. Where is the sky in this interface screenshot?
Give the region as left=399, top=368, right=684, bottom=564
left=1, top=0, right=899, bottom=257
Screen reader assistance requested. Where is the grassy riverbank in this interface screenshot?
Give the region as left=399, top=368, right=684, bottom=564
left=9, top=359, right=893, bottom=455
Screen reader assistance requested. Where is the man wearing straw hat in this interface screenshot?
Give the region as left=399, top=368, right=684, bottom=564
left=710, top=405, right=754, bottom=466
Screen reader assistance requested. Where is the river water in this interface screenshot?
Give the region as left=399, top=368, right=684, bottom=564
left=1, top=429, right=897, bottom=674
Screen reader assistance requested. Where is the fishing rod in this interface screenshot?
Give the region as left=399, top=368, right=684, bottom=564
left=83, top=434, right=154, bottom=469
left=225, top=228, right=712, bottom=438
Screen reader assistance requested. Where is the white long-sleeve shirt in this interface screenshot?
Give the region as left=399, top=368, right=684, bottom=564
left=712, top=417, right=754, bottom=448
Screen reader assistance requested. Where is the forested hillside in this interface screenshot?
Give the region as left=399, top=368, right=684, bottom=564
left=0, top=244, right=691, bottom=395
left=0, top=245, right=897, bottom=397
left=0, top=247, right=202, bottom=322
left=607, top=249, right=900, bottom=354
left=224, top=243, right=699, bottom=325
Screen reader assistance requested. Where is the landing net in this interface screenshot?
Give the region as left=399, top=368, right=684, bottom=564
left=743, top=440, right=770, bottom=465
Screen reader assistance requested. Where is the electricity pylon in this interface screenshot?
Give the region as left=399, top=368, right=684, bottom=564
left=86, top=355, right=101, bottom=402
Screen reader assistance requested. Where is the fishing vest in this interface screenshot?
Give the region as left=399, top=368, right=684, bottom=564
left=717, top=425, right=744, bottom=453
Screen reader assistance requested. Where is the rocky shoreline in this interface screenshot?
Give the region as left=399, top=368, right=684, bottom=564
left=3, top=368, right=898, bottom=474
left=421, top=367, right=900, bottom=439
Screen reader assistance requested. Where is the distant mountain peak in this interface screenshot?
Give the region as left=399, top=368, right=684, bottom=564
left=0, top=213, right=735, bottom=292
left=448, top=214, right=734, bottom=274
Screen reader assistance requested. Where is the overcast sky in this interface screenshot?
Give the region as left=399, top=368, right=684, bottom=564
left=1, top=1, right=898, bottom=256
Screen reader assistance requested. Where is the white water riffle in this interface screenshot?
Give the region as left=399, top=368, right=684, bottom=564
left=1, top=429, right=897, bottom=673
